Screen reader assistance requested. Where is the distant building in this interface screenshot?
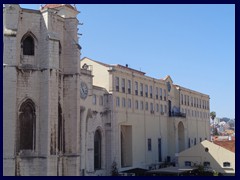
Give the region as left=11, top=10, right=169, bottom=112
left=212, top=136, right=235, bottom=153
left=213, top=117, right=221, bottom=125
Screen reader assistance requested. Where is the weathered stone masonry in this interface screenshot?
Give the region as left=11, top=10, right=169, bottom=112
left=3, top=4, right=81, bottom=176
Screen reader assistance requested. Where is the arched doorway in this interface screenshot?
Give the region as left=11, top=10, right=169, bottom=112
left=178, top=122, right=185, bottom=152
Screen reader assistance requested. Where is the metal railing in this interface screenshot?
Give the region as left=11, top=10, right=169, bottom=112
left=169, top=111, right=186, bottom=118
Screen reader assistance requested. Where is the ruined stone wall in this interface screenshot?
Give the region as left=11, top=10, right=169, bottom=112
left=3, top=4, right=81, bottom=176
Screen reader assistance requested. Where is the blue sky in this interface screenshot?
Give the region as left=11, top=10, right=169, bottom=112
left=19, top=4, right=235, bottom=119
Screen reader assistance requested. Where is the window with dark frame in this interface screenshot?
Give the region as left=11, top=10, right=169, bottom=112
left=22, top=36, right=34, bottom=55
left=19, top=99, right=36, bottom=151
left=94, top=130, right=102, bottom=170
left=223, top=162, right=230, bottom=167
left=147, top=138, right=152, bottom=151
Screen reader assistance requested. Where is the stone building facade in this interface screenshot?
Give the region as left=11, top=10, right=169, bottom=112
left=81, top=58, right=210, bottom=174
left=3, top=4, right=82, bottom=176
left=3, top=4, right=210, bottom=176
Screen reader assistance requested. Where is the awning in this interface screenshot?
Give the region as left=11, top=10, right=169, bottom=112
left=120, top=168, right=148, bottom=175
left=146, top=166, right=197, bottom=175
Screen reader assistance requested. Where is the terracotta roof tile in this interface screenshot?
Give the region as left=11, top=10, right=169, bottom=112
left=213, top=140, right=235, bottom=153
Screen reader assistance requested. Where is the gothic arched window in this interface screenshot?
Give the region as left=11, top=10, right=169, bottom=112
left=94, top=129, right=102, bottom=170
left=22, top=36, right=34, bottom=55
left=19, top=99, right=36, bottom=151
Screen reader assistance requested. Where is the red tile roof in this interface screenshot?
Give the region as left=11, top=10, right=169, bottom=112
left=42, top=4, right=76, bottom=10
left=213, top=140, right=235, bottom=153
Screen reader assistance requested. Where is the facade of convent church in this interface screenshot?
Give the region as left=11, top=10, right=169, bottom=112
left=3, top=4, right=210, bottom=176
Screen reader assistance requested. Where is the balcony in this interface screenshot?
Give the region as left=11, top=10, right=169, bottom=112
left=169, top=111, right=186, bottom=118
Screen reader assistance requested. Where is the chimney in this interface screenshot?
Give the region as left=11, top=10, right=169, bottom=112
left=126, top=64, right=128, bottom=68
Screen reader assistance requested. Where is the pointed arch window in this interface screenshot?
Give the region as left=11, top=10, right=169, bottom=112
left=94, top=130, right=102, bottom=170
left=22, top=36, right=34, bottom=55
left=19, top=99, right=36, bottom=151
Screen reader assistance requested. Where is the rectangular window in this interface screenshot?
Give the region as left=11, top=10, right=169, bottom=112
left=184, top=95, right=186, bottom=105
left=140, top=83, right=143, bottom=96
left=164, top=105, right=167, bottom=113
left=99, top=96, right=103, bottom=106
left=156, top=87, right=159, bottom=99
left=150, top=103, right=154, bottom=112
left=203, top=162, right=210, bottom=167
left=145, top=85, right=148, bottom=97
left=194, top=138, right=196, bottom=145
left=135, top=81, right=138, bottom=95
left=191, top=97, right=193, bottom=106
left=185, top=161, right=191, bottom=167
left=122, top=97, right=126, bottom=107
left=164, top=89, right=167, bottom=101
left=223, top=162, right=231, bottom=167
left=135, top=100, right=139, bottom=109
left=194, top=97, right=196, bottom=107
left=156, top=103, right=159, bottom=112
left=92, top=94, right=97, bottom=105
left=188, top=138, right=191, bottom=148
left=140, top=101, right=144, bottom=110
left=200, top=137, right=202, bottom=142
left=199, top=99, right=201, bottom=108
left=196, top=98, right=198, bottom=108
left=116, top=97, right=120, bottom=107
left=145, top=102, right=148, bottom=111
left=150, top=86, right=153, bottom=98
left=160, top=104, right=163, bottom=114
left=147, top=138, right=152, bottom=151
left=187, top=96, right=189, bottom=106
left=115, top=77, right=119, bottom=92
left=160, top=88, right=162, bottom=100
left=121, top=78, right=125, bottom=93
left=128, top=98, right=131, bottom=108
left=181, top=94, right=183, bottom=105
left=128, top=80, right=131, bottom=94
